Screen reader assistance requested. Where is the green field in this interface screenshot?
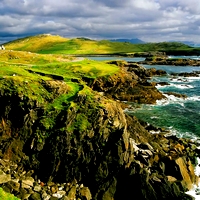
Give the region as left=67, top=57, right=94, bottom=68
left=4, top=34, right=199, bottom=55
left=0, top=49, right=119, bottom=105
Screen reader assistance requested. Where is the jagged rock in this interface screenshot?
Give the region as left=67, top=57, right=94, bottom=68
left=175, top=157, right=196, bottom=190
left=0, top=170, right=11, bottom=184
left=29, top=192, right=42, bottom=200
left=52, top=190, right=66, bottom=198
left=167, top=176, right=177, bottom=182
left=33, top=184, right=42, bottom=192
left=67, top=186, right=76, bottom=199
left=79, top=187, right=92, bottom=200
left=139, top=56, right=200, bottom=66
left=83, top=62, right=165, bottom=104
left=21, top=176, right=34, bottom=189
left=5, top=180, right=20, bottom=192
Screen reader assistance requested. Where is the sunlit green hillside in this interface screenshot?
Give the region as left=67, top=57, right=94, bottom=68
left=4, top=34, right=198, bottom=55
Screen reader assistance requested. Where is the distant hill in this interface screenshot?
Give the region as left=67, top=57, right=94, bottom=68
left=181, top=41, right=200, bottom=47
left=110, top=38, right=145, bottom=44
left=168, top=40, right=200, bottom=48
left=3, top=34, right=199, bottom=55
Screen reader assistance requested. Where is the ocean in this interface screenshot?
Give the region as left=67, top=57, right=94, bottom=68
left=132, top=64, right=200, bottom=140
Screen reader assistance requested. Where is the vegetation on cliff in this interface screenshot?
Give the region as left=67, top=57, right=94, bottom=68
left=0, top=187, right=19, bottom=200
left=0, top=48, right=199, bottom=199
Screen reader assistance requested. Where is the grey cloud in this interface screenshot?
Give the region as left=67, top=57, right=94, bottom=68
left=1, top=0, right=200, bottom=43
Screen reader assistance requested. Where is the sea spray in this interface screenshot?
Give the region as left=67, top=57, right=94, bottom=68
left=186, top=157, right=200, bottom=199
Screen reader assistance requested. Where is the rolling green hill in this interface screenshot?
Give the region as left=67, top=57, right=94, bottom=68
left=3, top=34, right=200, bottom=55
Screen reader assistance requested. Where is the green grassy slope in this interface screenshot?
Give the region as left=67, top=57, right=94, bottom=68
left=0, top=50, right=119, bottom=102
left=4, top=34, right=198, bottom=55
left=0, top=49, right=119, bottom=132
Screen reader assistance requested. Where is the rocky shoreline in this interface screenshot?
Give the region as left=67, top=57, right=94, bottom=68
left=139, top=56, right=200, bottom=66
left=0, top=60, right=199, bottom=199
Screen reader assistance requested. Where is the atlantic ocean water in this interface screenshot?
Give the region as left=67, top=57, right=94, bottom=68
left=132, top=64, right=200, bottom=140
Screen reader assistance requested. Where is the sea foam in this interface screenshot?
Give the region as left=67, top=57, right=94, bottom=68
left=156, top=83, right=194, bottom=89
left=156, top=93, right=200, bottom=106
left=186, top=157, right=200, bottom=200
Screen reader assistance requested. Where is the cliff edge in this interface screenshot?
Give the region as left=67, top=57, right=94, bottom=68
left=0, top=55, right=198, bottom=200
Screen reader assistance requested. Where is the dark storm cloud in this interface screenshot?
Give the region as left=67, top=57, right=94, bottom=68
left=1, top=0, right=200, bottom=43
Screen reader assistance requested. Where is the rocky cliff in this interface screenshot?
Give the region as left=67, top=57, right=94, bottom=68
left=139, top=56, right=200, bottom=66
left=0, top=61, right=198, bottom=200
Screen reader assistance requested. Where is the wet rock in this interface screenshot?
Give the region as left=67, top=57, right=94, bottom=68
left=21, top=176, right=34, bottom=189
left=79, top=187, right=92, bottom=200
left=175, top=157, right=195, bottom=190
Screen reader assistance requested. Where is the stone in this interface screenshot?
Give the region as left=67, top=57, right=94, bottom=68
left=50, top=197, right=59, bottom=200
left=52, top=191, right=66, bottom=198
left=79, top=187, right=92, bottom=200
left=33, top=184, right=42, bottom=192
left=21, top=176, right=34, bottom=189
left=42, top=191, right=51, bottom=200
left=51, top=185, right=58, bottom=194
left=167, top=176, right=177, bottom=182
left=60, top=196, right=69, bottom=200
left=0, top=170, right=11, bottom=184
left=67, top=186, right=76, bottom=200
left=175, top=157, right=194, bottom=190
left=29, top=192, right=42, bottom=200
left=5, top=180, right=20, bottom=192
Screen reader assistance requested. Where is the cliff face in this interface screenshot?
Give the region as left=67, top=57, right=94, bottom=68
left=84, top=61, right=166, bottom=104
left=0, top=63, right=198, bottom=200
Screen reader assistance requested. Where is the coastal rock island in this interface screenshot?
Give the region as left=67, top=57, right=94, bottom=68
left=0, top=50, right=199, bottom=199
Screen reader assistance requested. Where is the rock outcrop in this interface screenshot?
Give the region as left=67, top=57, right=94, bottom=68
left=139, top=56, right=200, bottom=66
left=84, top=61, right=166, bottom=104
left=0, top=61, right=198, bottom=200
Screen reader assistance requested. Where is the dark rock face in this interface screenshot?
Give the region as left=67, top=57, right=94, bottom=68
left=84, top=62, right=166, bottom=104
left=171, top=71, right=200, bottom=77
left=0, top=62, right=198, bottom=200
left=139, top=57, right=200, bottom=66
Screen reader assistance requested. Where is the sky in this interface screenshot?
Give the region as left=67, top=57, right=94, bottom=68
left=1, top=0, right=200, bottom=44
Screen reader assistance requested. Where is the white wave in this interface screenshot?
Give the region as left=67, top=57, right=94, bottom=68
left=156, top=94, right=185, bottom=106
left=175, top=84, right=194, bottom=89
left=164, top=127, right=200, bottom=141
left=186, top=157, right=200, bottom=200
left=149, top=130, right=160, bottom=134
left=187, top=76, right=200, bottom=80
left=188, top=96, right=200, bottom=101
left=150, top=116, right=159, bottom=119
left=170, top=78, right=190, bottom=83
left=156, top=83, right=194, bottom=89
left=156, top=93, right=200, bottom=106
